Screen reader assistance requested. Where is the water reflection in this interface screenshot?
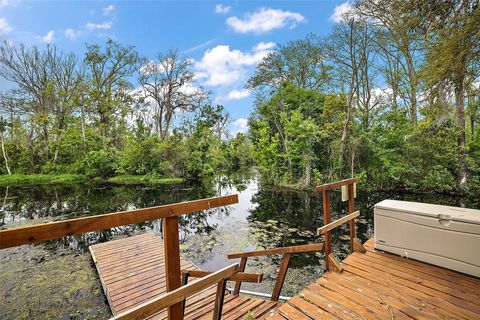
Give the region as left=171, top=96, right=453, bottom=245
left=1, top=177, right=478, bottom=263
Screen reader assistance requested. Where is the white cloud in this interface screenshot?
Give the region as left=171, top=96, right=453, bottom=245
left=370, top=87, right=393, bottom=107
left=0, top=18, right=12, bottom=35
left=139, top=59, right=166, bottom=74
left=330, top=2, right=353, bottom=23
left=103, top=5, right=115, bottom=16
left=232, top=118, right=249, bottom=134
left=215, top=4, right=231, bottom=14
left=253, top=41, right=276, bottom=52
left=0, top=0, right=11, bottom=7
left=64, top=28, right=79, bottom=40
left=38, top=30, right=55, bottom=43
left=195, top=41, right=275, bottom=87
left=473, top=80, right=480, bottom=90
left=226, top=89, right=250, bottom=100
left=85, top=21, right=112, bottom=30
left=226, top=7, right=305, bottom=34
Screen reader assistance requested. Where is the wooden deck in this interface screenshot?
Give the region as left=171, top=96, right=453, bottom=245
left=89, top=233, right=280, bottom=319
left=90, top=233, right=480, bottom=320
left=267, top=238, right=480, bottom=320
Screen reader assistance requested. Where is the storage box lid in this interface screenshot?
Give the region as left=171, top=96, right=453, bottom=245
left=375, top=199, right=480, bottom=224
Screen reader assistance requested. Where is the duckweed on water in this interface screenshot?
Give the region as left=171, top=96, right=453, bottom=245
left=0, top=245, right=110, bottom=320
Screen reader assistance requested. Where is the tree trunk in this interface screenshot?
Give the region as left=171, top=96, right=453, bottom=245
left=404, top=49, right=418, bottom=126
left=43, top=124, right=50, bottom=159
left=351, top=148, right=355, bottom=177
left=53, top=138, right=61, bottom=163
left=471, top=115, right=475, bottom=148
left=53, top=121, right=64, bottom=163
left=162, top=110, right=173, bottom=141
left=80, top=105, right=87, bottom=152
left=454, top=77, right=467, bottom=190
left=304, top=154, right=311, bottom=188
left=339, top=84, right=355, bottom=176
left=1, top=133, right=11, bottom=175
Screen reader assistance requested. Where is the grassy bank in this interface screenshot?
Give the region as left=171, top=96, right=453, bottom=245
left=0, top=174, right=86, bottom=186
left=106, top=175, right=184, bottom=185
left=0, top=174, right=184, bottom=186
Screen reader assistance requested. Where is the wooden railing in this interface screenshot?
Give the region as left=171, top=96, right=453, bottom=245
left=0, top=195, right=239, bottom=320
left=0, top=195, right=238, bottom=249
left=315, top=178, right=364, bottom=272
left=180, top=269, right=264, bottom=318
left=111, top=264, right=241, bottom=320
left=317, top=211, right=360, bottom=235
left=226, top=243, right=324, bottom=301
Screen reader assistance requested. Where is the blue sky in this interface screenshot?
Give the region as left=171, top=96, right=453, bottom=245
left=0, top=0, right=350, bottom=134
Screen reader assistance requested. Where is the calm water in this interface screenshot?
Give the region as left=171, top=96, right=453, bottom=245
left=1, top=173, right=479, bottom=319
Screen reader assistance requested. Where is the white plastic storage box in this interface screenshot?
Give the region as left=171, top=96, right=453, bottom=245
left=374, top=199, right=480, bottom=278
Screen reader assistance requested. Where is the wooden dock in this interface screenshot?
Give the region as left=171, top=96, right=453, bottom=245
left=89, top=233, right=280, bottom=319
left=266, top=238, right=480, bottom=320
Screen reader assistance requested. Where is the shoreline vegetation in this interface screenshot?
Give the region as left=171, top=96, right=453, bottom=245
left=0, top=174, right=184, bottom=186
left=0, top=172, right=473, bottom=197
left=0, top=172, right=473, bottom=198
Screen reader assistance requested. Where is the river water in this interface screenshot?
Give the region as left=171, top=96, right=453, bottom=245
left=1, top=173, right=478, bottom=319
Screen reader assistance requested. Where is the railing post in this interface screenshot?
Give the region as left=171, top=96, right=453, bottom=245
left=323, top=190, right=331, bottom=271
left=347, top=183, right=355, bottom=252
left=181, top=271, right=189, bottom=316
left=163, top=215, right=183, bottom=320
left=213, top=279, right=228, bottom=320
left=233, top=257, right=247, bottom=295
left=271, top=253, right=292, bottom=301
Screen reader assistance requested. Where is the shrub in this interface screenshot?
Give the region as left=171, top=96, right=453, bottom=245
left=81, top=149, right=119, bottom=178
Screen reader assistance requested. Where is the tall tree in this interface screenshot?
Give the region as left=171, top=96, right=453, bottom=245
left=327, top=17, right=379, bottom=174
left=137, top=50, right=206, bottom=140
left=84, top=39, right=138, bottom=144
left=46, top=47, right=84, bottom=162
left=0, top=42, right=83, bottom=162
left=421, top=0, right=480, bottom=189
left=247, top=35, right=331, bottom=92
left=356, top=0, right=423, bottom=126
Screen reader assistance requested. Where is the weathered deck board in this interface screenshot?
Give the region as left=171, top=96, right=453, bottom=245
left=267, top=238, right=480, bottom=320
left=89, top=233, right=280, bottom=319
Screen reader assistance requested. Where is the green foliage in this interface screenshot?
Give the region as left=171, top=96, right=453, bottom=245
left=249, top=79, right=475, bottom=193
left=106, top=175, right=183, bottom=185
left=363, top=112, right=458, bottom=192
left=81, top=149, right=119, bottom=178
left=226, top=133, right=254, bottom=170
left=184, top=126, right=221, bottom=181
left=0, top=174, right=85, bottom=186
left=250, top=83, right=344, bottom=187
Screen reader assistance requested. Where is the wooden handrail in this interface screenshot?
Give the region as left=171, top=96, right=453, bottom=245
left=182, top=270, right=264, bottom=283
left=227, top=243, right=323, bottom=259
left=315, top=178, right=360, bottom=271
left=315, top=178, right=359, bottom=192
left=317, top=211, right=360, bottom=235
left=111, top=263, right=240, bottom=320
left=0, top=194, right=238, bottom=249
left=227, top=243, right=323, bottom=301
